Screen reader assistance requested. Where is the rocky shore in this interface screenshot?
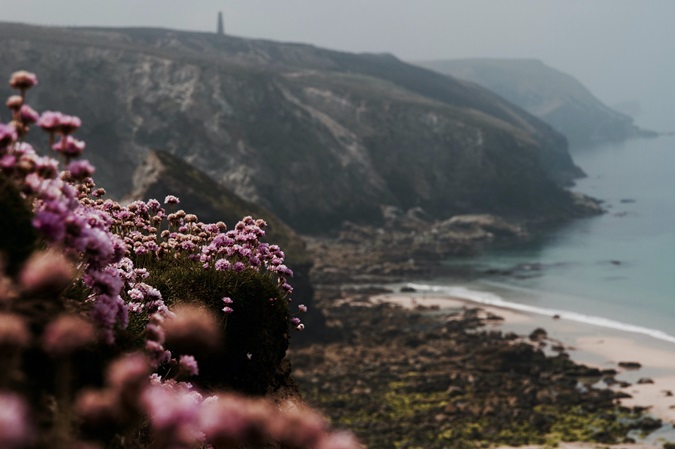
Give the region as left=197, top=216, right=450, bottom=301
left=289, top=219, right=670, bottom=449
left=306, top=210, right=529, bottom=285
left=289, top=288, right=662, bottom=449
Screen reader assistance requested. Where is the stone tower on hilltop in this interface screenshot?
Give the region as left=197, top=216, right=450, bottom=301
left=217, top=11, right=224, bottom=35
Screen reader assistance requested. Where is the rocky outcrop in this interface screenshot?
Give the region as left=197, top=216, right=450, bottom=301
left=418, top=58, right=657, bottom=148
left=1, top=23, right=590, bottom=233
left=307, top=211, right=532, bottom=285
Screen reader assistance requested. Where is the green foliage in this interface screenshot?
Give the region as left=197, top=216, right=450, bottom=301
left=145, top=257, right=291, bottom=394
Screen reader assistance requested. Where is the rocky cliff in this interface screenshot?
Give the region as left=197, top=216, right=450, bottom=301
left=417, top=58, right=656, bottom=148
left=1, top=23, right=591, bottom=233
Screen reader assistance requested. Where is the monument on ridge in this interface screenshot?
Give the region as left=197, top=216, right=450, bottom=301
left=217, top=11, right=225, bottom=35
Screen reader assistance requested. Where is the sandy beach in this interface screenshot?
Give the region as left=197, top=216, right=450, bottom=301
left=369, top=291, right=675, bottom=436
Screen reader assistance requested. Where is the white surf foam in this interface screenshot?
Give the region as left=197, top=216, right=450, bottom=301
left=405, top=282, right=675, bottom=344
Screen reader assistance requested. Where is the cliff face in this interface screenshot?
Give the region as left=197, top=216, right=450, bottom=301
left=1, top=23, right=589, bottom=233
left=418, top=58, right=656, bottom=148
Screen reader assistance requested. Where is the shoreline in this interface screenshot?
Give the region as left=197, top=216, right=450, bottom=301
left=368, top=290, right=675, bottom=430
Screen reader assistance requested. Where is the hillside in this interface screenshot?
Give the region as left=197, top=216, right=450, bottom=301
left=1, top=23, right=592, bottom=233
left=417, top=58, right=656, bottom=148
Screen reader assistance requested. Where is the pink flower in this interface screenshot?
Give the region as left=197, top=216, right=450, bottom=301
left=53, top=135, right=86, bottom=157
left=199, top=394, right=271, bottom=447
left=90, top=294, right=128, bottom=344
left=107, top=352, right=151, bottom=394
left=9, top=70, right=38, bottom=90
left=222, top=306, right=234, bottom=315
left=142, top=382, right=203, bottom=444
left=221, top=296, right=233, bottom=304
left=128, top=288, right=144, bottom=301
left=163, top=304, right=221, bottom=352
left=179, top=355, right=199, bottom=377
left=42, top=315, right=97, bottom=356
left=145, top=340, right=171, bottom=367
left=298, top=304, right=308, bottom=313
left=0, top=123, right=17, bottom=149
left=233, top=261, right=245, bottom=273
left=57, top=114, right=82, bottom=135
left=214, top=259, right=230, bottom=271
left=67, top=159, right=96, bottom=180
left=18, top=105, right=38, bottom=124
left=0, top=154, right=15, bottom=170
left=5, top=95, right=22, bottom=110
left=267, top=404, right=327, bottom=448
left=317, top=431, right=363, bottom=449
left=0, top=314, right=30, bottom=349
left=19, top=248, right=75, bottom=295
left=32, top=210, right=66, bottom=242
left=0, top=393, right=34, bottom=449
left=164, top=195, right=180, bottom=205
left=74, top=389, right=121, bottom=434
left=37, top=110, right=63, bottom=132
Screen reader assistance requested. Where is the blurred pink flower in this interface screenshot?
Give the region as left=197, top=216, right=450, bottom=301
left=0, top=314, right=30, bottom=349
left=9, top=70, right=38, bottom=90
left=58, top=114, right=82, bottom=135
left=164, top=195, right=180, bottom=205
left=0, top=393, right=33, bottom=449
left=67, top=159, right=96, bottom=180
left=19, top=248, right=75, bottom=295
left=107, top=352, right=151, bottom=393
left=0, top=123, right=17, bottom=149
left=179, top=355, right=199, bottom=377
left=18, top=105, right=38, bottom=124
left=42, top=314, right=96, bottom=356
left=163, top=304, right=221, bottom=352
left=5, top=95, right=22, bottom=110
left=37, top=110, right=63, bottom=132
left=52, top=135, right=85, bottom=158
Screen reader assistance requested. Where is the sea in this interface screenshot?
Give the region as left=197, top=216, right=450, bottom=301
left=406, top=134, right=675, bottom=345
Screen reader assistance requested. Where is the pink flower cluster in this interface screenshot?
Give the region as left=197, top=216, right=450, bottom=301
left=0, top=70, right=335, bottom=449
left=142, top=373, right=362, bottom=449
left=2, top=71, right=131, bottom=343
left=82, top=192, right=304, bottom=327
left=72, top=351, right=362, bottom=449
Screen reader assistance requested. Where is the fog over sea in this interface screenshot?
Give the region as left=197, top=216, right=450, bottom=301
left=413, top=133, right=675, bottom=344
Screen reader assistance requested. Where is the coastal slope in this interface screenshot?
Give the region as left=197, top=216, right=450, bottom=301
left=418, top=58, right=656, bottom=148
left=0, top=23, right=590, bottom=233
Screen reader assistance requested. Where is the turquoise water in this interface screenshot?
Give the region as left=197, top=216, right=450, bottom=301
left=434, top=135, right=675, bottom=341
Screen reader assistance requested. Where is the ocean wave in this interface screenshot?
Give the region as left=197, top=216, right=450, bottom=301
left=405, top=282, right=675, bottom=344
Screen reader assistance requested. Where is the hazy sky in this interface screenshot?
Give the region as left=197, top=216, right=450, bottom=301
left=3, top=0, right=673, bottom=129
